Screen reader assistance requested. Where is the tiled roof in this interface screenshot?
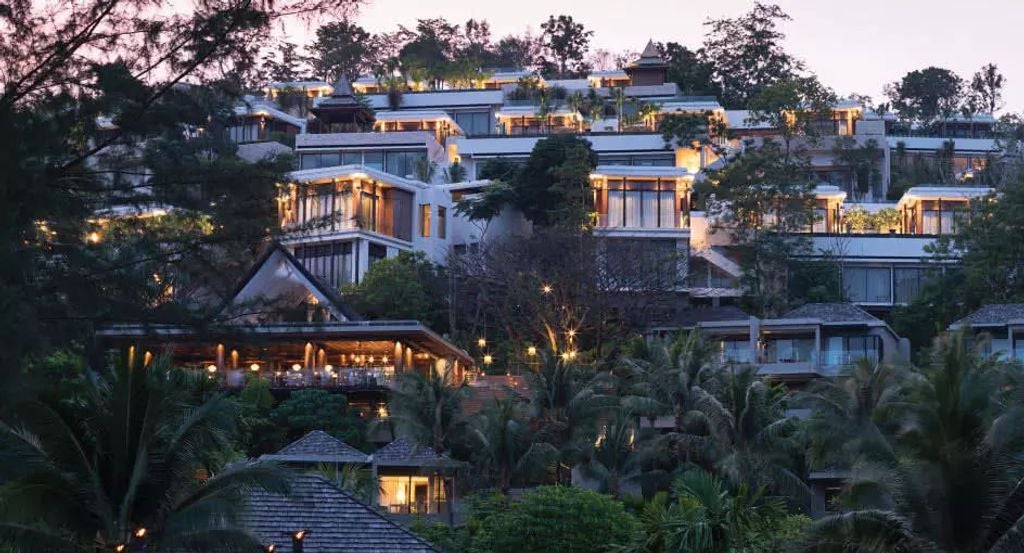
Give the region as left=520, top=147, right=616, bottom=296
left=372, top=438, right=461, bottom=468
left=951, top=304, right=1024, bottom=328
left=782, top=303, right=879, bottom=323
left=260, top=430, right=370, bottom=464
left=241, top=474, right=437, bottom=552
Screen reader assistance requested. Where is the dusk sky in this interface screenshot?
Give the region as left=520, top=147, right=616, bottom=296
left=284, top=0, right=1024, bottom=112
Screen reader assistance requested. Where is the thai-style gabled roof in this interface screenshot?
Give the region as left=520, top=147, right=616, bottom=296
left=240, top=474, right=438, bottom=553
left=630, top=39, right=668, bottom=68
left=260, top=430, right=370, bottom=464
left=220, top=242, right=362, bottom=322
left=311, top=74, right=375, bottom=126
left=950, top=304, right=1024, bottom=329
left=372, top=438, right=462, bottom=468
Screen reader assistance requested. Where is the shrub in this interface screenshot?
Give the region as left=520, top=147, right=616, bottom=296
left=471, top=486, right=638, bottom=553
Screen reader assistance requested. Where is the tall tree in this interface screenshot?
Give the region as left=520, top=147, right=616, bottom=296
left=700, top=3, right=804, bottom=108
left=930, top=177, right=1024, bottom=308
left=0, top=0, right=352, bottom=375
left=470, top=396, right=557, bottom=493
left=885, top=67, right=964, bottom=125
left=388, top=363, right=469, bottom=453
left=308, top=20, right=372, bottom=81
left=537, top=15, right=593, bottom=78
left=968, top=62, right=1005, bottom=114
left=260, top=41, right=310, bottom=83
left=493, top=33, right=540, bottom=69
left=0, top=356, right=291, bottom=550
left=661, top=42, right=720, bottom=97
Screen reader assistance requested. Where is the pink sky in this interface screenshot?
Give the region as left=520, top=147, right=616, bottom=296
left=281, top=0, right=1024, bottom=112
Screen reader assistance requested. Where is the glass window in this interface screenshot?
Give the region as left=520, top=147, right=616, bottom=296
left=717, top=339, right=752, bottom=363
left=368, top=243, right=387, bottom=267
left=894, top=267, right=932, bottom=304
left=843, top=266, right=892, bottom=304
left=824, top=335, right=880, bottom=366
left=452, top=111, right=491, bottom=135
left=765, top=338, right=815, bottom=363
left=385, top=150, right=427, bottom=179
left=294, top=242, right=352, bottom=289
left=604, top=180, right=679, bottom=229
left=419, top=204, right=431, bottom=237
left=363, top=152, right=384, bottom=171
left=342, top=151, right=362, bottom=165
left=437, top=206, right=447, bottom=239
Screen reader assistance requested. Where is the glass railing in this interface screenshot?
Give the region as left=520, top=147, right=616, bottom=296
left=821, top=350, right=880, bottom=367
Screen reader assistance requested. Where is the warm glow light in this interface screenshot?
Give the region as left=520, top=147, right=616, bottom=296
left=87, top=231, right=102, bottom=244
left=561, top=352, right=570, bottom=361
left=250, top=363, right=260, bottom=372
left=115, top=546, right=126, bottom=553
left=527, top=346, right=537, bottom=357
left=396, top=483, right=406, bottom=503
left=567, top=329, right=576, bottom=338
left=293, top=530, right=306, bottom=541
left=368, top=355, right=375, bottom=363
left=206, top=364, right=217, bottom=373
left=265, top=546, right=276, bottom=553
left=325, top=364, right=334, bottom=372
left=483, top=354, right=493, bottom=365
left=134, top=528, right=147, bottom=538
left=291, top=363, right=302, bottom=372
left=477, top=338, right=486, bottom=348
left=541, top=284, right=553, bottom=294
left=378, top=404, right=389, bottom=418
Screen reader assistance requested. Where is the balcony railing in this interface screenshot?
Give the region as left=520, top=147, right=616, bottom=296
left=219, top=367, right=396, bottom=390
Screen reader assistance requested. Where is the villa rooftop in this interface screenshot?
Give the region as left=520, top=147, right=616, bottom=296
left=950, top=304, right=1024, bottom=328
left=241, top=473, right=437, bottom=553
left=260, top=430, right=370, bottom=465
left=781, top=303, right=881, bottom=323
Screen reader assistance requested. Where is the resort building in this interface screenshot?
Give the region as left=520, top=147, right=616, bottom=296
left=658, top=303, right=910, bottom=388
left=949, top=304, right=1024, bottom=360
left=97, top=243, right=474, bottom=416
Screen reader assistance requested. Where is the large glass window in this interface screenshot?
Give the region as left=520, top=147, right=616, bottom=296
left=604, top=179, right=681, bottom=229
left=824, top=335, right=880, bottom=367
left=294, top=242, right=353, bottom=289
left=716, top=339, right=753, bottom=363
left=368, top=243, right=388, bottom=267
left=843, top=266, right=892, bottom=304
left=437, top=206, right=447, bottom=239
left=452, top=110, right=492, bottom=136
left=894, top=267, right=932, bottom=304
left=764, top=338, right=815, bottom=363
left=385, top=151, right=426, bottom=179
left=363, top=152, right=384, bottom=171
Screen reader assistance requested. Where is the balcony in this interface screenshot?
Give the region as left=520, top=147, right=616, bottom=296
left=219, top=366, right=397, bottom=390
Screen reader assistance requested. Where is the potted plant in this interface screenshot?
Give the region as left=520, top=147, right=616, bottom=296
left=873, top=208, right=902, bottom=234
left=844, top=206, right=873, bottom=233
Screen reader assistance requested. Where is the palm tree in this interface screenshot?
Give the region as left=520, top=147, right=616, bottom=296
left=579, top=409, right=643, bottom=498
left=611, top=87, right=628, bottom=132
left=796, top=332, right=1024, bottom=553
left=470, top=396, right=557, bottom=494
left=615, top=469, right=792, bottom=553
left=0, top=356, right=290, bottom=552
left=387, top=362, right=468, bottom=453
left=527, top=350, right=617, bottom=481
left=797, top=359, right=908, bottom=474
left=691, top=365, right=808, bottom=502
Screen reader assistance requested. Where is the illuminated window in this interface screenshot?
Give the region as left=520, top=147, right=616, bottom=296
left=419, top=205, right=431, bottom=237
